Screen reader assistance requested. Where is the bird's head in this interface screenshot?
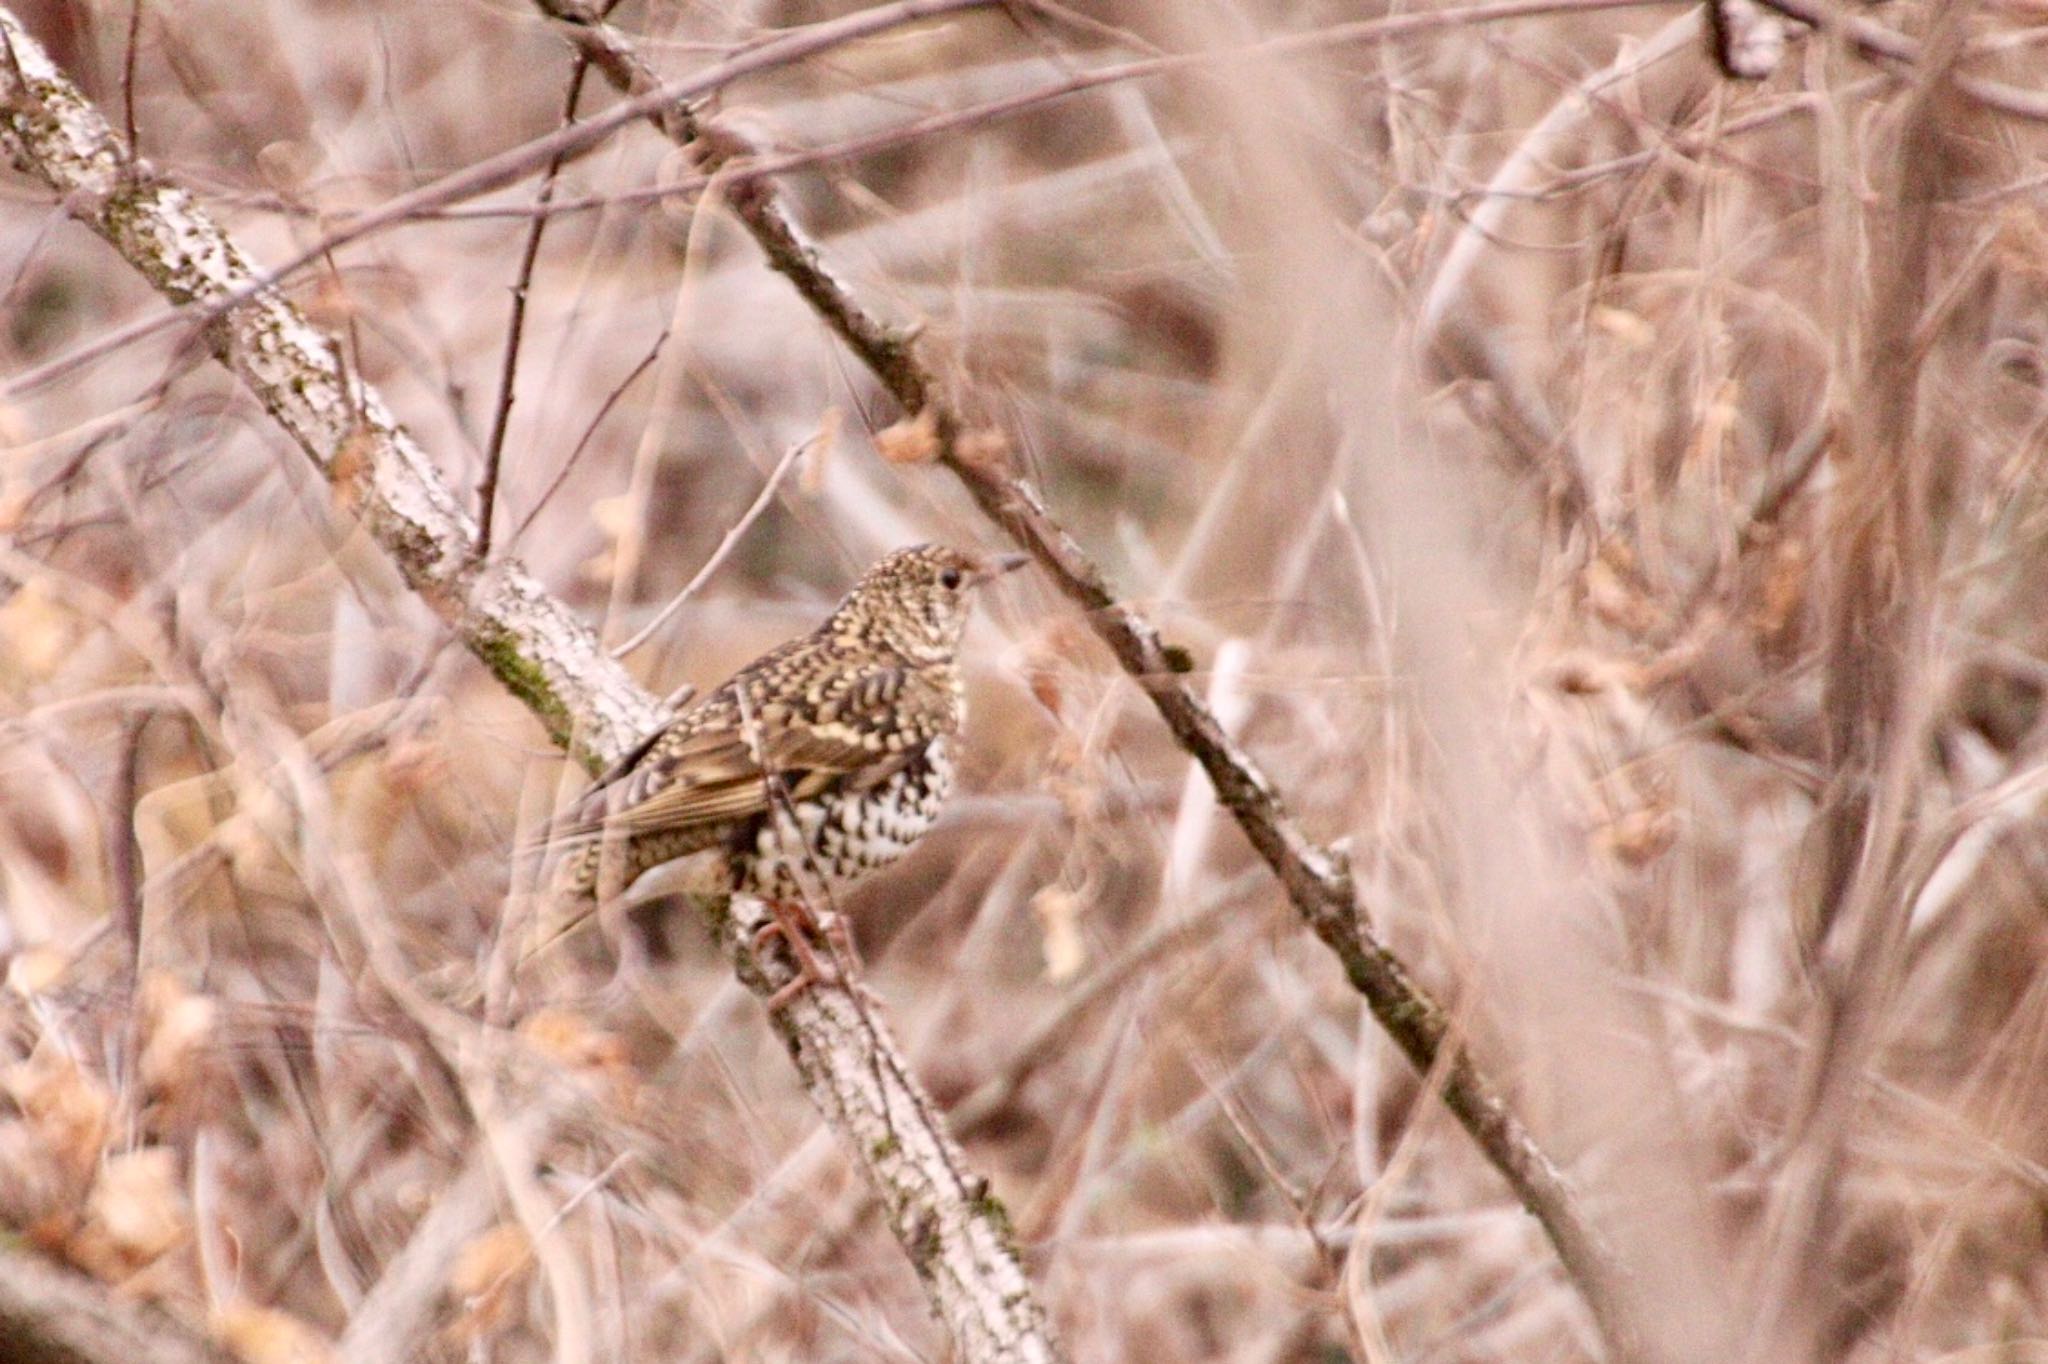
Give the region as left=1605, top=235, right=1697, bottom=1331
left=832, top=543, right=1028, bottom=662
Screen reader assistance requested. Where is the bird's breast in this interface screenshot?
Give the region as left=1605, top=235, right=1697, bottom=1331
left=741, top=737, right=955, bottom=897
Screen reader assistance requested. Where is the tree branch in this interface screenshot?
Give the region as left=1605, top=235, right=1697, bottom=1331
left=0, top=11, right=1065, bottom=1363
left=0, top=11, right=659, bottom=770
left=0, top=1249, right=236, bottom=1364
left=531, top=0, right=1646, bottom=1355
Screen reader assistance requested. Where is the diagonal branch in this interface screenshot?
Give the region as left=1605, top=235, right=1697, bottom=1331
left=0, top=12, right=659, bottom=770
left=0, top=11, right=1065, bottom=1364
left=0, top=1248, right=236, bottom=1364
left=531, top=0, right=1647, bottom=1355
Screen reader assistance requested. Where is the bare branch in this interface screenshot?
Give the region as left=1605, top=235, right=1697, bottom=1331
left=478, top=49, right=598, bottom=558
left=0, top=1249, right=235, bottom=1364
left=611, top=431, right=812, bottom=660
left=531, top=0, right=1646, bottom=1355
left=0, top=10, right=661, bottom=769
left=0, top=12, right=1066, bottom=1364
left=3, top=0, right=1006, bottom=401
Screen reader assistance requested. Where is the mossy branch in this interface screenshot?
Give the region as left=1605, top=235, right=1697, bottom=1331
left=0, top=11, right=1065, bottom=1363
left=0, top=10, right=660, bottom=771
left=532, top=1, right=1645, bottom=1356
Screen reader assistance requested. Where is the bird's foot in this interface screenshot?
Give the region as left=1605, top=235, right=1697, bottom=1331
left=751, top=899, right=855, bottom=1010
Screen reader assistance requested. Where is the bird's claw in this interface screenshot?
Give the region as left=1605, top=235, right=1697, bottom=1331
left=751, top=900, right=859, bottom=1010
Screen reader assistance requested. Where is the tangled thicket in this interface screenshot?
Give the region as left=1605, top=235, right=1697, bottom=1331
left=3, top=1, right=2048, bottom=1360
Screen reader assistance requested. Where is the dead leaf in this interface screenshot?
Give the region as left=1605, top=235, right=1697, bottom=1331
left=1030, top=885, right=1086, bottom=982
left=445, top=1222, right=532, bottom=1341
left=84, top=1146, right=187, bottom=1265
left=521, top=1007, right=635, bottom=1107
left=0, top=581, right=78, bottom=681
left=875, top=408, right=940, bottom=465
left=1595, top=806, right=1678, bottom=868
left=329, top=429, right=375, bottom=516
left=139, top=973, right=218, bottom=1097
left=802, top=407, right=841, bottom=495
left=4, top=1045, right=109, bottom=1175
left=215, top=1304, right=336, bottom=1364
left=6, top=944, right=70, bottom=997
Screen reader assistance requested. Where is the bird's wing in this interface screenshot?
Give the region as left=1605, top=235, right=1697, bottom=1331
left=555, top=655, right=934, bottom=842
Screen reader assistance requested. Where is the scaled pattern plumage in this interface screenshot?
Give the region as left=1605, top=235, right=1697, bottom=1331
left=552, top=544, right=1020, bottom=906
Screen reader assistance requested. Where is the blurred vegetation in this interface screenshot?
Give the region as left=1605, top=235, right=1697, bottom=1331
left=5, top=0, right=2048, bottom=1360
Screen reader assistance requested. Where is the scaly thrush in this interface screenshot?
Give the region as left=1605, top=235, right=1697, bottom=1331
left=545, top=543, right=1026, bottom=999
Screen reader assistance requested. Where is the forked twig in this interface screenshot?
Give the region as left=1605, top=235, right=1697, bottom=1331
left=478, top=49, right=599, bottom=556
left=611, top=433, right=813, bottom=659
left=532, top=0, right=1647, bottom=1353
left=0, top=13, right=1065, bottom=1363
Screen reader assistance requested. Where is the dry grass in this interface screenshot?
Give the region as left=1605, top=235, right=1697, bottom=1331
left=4, top=0, right=2048, bottom=1360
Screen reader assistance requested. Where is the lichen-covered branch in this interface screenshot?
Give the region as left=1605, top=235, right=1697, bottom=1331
left=531, top=2, right=1644, bottom=1355
left=723, top=895, right=1064, bottom=1364
left=0, top=11, right=1065, bottom=1363
left=0, top=9, right=658, bottom=770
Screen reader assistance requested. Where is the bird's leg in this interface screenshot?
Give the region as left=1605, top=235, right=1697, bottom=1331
left=817, top=907, right=863, bottom=974
left=751, top=897, right=841, bottom=1009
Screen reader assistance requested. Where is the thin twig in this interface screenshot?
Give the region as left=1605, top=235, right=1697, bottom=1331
left=109, top=709, right=148, bottom=985
left=611, top=434, right=812, bottom=660
left=0, top=15, right=1068, bottom=1363
left=121, top=0, right=142, bottom=155
left=541, top=0, right=1649, bottom=1354
left=478, top=50, right=598, bottom=557
left=109, top=705, right=149, bottom=1147
left=951, top=869, right=1267, bottom=1139
left=1748, top=0, right=2048, bottom=119
left=508, top=328, right=667, bottom=549
left=1419, top=8, right=1706, bottom=342
left=2, top=0, right=1008, bottom=402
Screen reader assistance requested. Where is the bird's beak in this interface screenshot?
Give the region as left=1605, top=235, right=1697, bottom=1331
left=976, top=552, right=1031, bottom=584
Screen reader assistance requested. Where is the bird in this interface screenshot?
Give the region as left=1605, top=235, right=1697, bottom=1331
left=542, top=543, right=1028, bottom=1003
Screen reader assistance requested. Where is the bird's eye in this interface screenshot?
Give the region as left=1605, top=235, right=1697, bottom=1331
left=939, top=567, right=963, bottom=590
